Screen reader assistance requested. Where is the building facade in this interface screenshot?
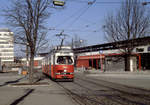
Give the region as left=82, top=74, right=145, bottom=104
left=0, top=29, right=14, bottom=65
left=76, top=49, right=142, bottom=72
left=21, top=57, right=44, bottom=69
left=74, top=37, right=150, bottom=71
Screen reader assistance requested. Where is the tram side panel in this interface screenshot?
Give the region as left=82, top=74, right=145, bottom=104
left=42, top=54, right=55, bottom=79
left=42, top=56, right=51, bottom=76
left=50, top=55, right=55, bottom=79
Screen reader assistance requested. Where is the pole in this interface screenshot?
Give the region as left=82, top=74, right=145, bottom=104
left=26, top=43, right=29, bottom=73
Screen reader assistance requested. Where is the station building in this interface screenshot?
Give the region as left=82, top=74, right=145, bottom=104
left=74, top=37, right=150, bottom=72
left=18, top=37, right=150, bottom=72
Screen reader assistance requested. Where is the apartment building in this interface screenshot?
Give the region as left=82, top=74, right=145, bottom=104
left=0, top=28, right=14, bottom=64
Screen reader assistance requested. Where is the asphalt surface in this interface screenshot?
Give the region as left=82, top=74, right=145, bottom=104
left=82, top=70, right=150, bottom=90
left=0, top=70, right=150, bottom=105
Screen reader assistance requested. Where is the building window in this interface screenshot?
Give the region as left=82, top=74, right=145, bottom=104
left=136, top=48, right=144, bottom=52
left=0, top=42, right=9, bottom=44
left=147, top=46, right=150, bottom=52
left=2, top=53, right=14, bottom=56
left=4, top=34, right=10, bottom=36
left=2, top=49, right=13, bottom=52
left=1, top=57, right=14, bottom=60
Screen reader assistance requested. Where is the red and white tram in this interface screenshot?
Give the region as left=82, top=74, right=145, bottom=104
left=42, top=46, right=74, bottom=81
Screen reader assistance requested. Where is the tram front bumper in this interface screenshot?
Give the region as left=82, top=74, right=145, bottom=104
left=55, top=72, right=74, bottom=79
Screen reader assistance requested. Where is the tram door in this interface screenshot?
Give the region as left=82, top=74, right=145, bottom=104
left=49, top=56, right=51, bottom=76
left=50, top=54, right=55, bottom=78
left=53, top=54, right=56, bottom=78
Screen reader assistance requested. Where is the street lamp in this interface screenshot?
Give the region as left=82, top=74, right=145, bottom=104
left=53, top=0, right=65, bottom=6
left=142, top=2, right=150, bottom=5
left=79, top=40, right=83, bottom=47
left=26, top=42, right=29, bottom=72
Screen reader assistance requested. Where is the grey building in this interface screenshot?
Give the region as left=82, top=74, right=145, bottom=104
left=0, top=28, right=14, bottom=64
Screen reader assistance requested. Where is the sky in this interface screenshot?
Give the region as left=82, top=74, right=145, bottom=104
left=43, top=0, right=149, bottom=46
left=46, top=0, right=123, bottom=46
left=0, top=0, right=149, bottom=55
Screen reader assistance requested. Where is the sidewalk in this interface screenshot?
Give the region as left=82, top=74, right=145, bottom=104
left=15, top=78, right=77, bottom=105
left=0, top=73, right=77, bottom=105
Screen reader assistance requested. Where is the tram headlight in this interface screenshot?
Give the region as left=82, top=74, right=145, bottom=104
left=55, top=72, right=60, bottom=75
left=64, top=69, right=67, bottom=72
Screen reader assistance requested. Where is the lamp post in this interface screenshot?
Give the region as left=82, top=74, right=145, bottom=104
left=26, top=42, right=29, bottom=72
left=79, top=40, right=83, bottom=47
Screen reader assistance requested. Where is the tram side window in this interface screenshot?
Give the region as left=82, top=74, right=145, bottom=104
left=57, top=56, right=73, bottom=64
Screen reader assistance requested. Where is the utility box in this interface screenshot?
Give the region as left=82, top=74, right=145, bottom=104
left=22, top=70, right=27, bottom=75
left=18, top=68, right=22, bottom=74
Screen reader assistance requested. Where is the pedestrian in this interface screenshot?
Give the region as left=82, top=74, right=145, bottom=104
left=2, top=64, right=5, bottom=72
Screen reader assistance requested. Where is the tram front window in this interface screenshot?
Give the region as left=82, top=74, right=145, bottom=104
left=57, top=56, right=73, bottom=65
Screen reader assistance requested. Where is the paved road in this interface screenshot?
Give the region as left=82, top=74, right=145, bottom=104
left=69, top=72, right=150, bottom=105
left=1, top=71, right=150, bottom=105
left=83, top=70, right=150, bottom=90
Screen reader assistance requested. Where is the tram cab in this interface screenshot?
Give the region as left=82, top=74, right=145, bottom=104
left=42, top=46, right=74, bottom=81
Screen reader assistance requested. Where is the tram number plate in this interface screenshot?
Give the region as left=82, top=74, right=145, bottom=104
left=63, top=76, right=68, bottom=78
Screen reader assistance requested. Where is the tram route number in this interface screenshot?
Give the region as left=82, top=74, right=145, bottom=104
left=62, top=76, right=68, bottom=78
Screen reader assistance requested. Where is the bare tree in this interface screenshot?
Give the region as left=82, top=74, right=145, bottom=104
left=3, top=0, right=51, bottom=83
left=68, top=35, right=87, bottom=48
left=103, top=0, right=150, bottom=71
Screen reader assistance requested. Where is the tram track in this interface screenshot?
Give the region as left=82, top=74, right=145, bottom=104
left=76, top=76, right=150, bottom=97
left=57, top=82, right=105, bottom=105
left=75, top=75, right=150, bottom=105
left=73, top=79, right=149, bottom=105
left=43, top=75, right=104, bottom=105
left=55, top=74, right=150, bottom=105
left=56, top=81, right=122, bottom=105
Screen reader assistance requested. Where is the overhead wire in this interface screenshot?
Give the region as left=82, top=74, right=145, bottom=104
left=50, top=0, right=96, bottom=29
left=66, top=4, right=91, bottom=28
left=67, top=0, right=146, bottom=5
left=65, top=0, right=96, bottom=28
left=49, top=0, right=99, bottom=33
left=49, top=0, right=123, bottom=37
left=49, top=0, right=124, bottom=45
left=53, top=3, right=90, bottom=28
left=67, top=0, right=122, bottom=4
left=48, top=28, right=100, bottom=32
left=50, top=0, right=140, bottom=32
